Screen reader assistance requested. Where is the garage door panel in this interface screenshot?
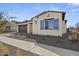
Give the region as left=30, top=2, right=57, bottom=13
left=19, top=25, right=27, bottom=33
left=5, top=26, right=11, bottom=32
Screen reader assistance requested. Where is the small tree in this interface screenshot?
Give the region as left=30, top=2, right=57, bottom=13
left=0, top=11, right=9, bottom=33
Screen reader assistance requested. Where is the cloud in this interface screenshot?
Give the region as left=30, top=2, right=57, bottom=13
left=63, top=3, right=79, bottom=16
left=70, top=8, right=79, bottom=13
left=31, top=4, right=63, bottom=12
left=48, top=6, right=63, bottom=11
left=31, top=3, right=79, bottom=18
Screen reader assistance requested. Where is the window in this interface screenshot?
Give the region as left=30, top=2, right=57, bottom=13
left=40, top=18, right=59, bottom=30
left=45, top=20, right=49, bottom=29
left=48, top=19, right=54, bottom=29
left=53, top=19, right=59, bottom=29
left=40, top=20, right=45, bottom=30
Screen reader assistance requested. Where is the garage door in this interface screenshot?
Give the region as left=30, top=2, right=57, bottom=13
left=5, top=26, right=11, bottom=32
left=18, top=25, right=27, bottom=33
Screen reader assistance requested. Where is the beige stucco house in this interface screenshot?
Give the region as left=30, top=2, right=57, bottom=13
left=31, top=11, right=67, bottom=37
left=7, top=11, right=67, bottom=37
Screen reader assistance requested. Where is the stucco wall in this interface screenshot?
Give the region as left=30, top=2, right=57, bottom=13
left=26, top=22, right=33, bottom=34
left=27, top=23, right=31, bottom=33
left=62, top=21, right=67, bottom=34
left=5, top=22, right=18, bottom=32
left=11, top=24, right=18, bottom=32
left=32, top=12, right=64, bottom=36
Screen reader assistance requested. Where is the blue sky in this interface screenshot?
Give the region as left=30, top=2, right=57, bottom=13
left=0, top=3, right=79, bottom=27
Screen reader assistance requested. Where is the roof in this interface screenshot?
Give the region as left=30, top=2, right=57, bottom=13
left=16, top=20, right=32, bottom=25
left=15, top=20, right=28, bottom=23
left=16, top=20, right=32, bottom=24
left=31, top=11, right=65, bottom=19
left=16, top=22, right=28, bottom=25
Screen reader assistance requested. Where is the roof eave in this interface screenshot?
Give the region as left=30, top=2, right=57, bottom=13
left=31, top=11, right=65, bottom=20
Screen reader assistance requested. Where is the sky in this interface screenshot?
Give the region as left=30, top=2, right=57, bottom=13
left=0, top=3, right=79, bottom=27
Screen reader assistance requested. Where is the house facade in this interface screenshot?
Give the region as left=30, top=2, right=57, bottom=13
left=6, top=11, right=67, bottom=37
left=31, top=11, right=67, bottom=36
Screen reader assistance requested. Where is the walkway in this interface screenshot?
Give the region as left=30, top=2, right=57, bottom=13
left=37, top=44, right=79, bottom=56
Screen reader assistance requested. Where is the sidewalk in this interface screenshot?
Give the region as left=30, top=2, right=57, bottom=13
left=37, top=44, right=79, bottom=56
left=0, top=35, right=59, bottom=56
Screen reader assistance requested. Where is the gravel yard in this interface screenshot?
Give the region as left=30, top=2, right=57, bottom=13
left=7, top=33, right=37, bottom=43
left=6, top=32, right=79, bottom=52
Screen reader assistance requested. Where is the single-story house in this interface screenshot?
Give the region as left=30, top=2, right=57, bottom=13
left=10, top=11, right=67, bottom=37
left=31, top=11, right=67, bottom=37
left=5, top=21, right=17, bottom=32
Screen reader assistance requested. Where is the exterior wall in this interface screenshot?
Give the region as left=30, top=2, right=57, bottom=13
left=5, top=26, right=11, bottom=32
left=62, top=21, right=67, bottom=34
left=11, top=24, right=18, bottom=32
left=16, top=25, right=19, bottom=32
left=32, top=12, right=63, bottom=36
left=27, top=23, right=30, bottom=33
left=5, top=22, right=18, bottom=32
left=27, top=22, right=33, bottom=34
left=33, top=18, right=38, bottom=34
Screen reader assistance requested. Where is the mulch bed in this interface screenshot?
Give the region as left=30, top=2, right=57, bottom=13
left=0, top=42, right=38, bottom=56
left=7, top=32, right=79, bottom=52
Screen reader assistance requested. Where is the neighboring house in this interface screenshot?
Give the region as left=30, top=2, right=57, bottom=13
left=5, top=21, right=17, bottom=32
left=31, top=11, right=67, bottom=36
left=5, top=23, right=11, bottom=32
left=7, top=11, right=67, bottom=37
